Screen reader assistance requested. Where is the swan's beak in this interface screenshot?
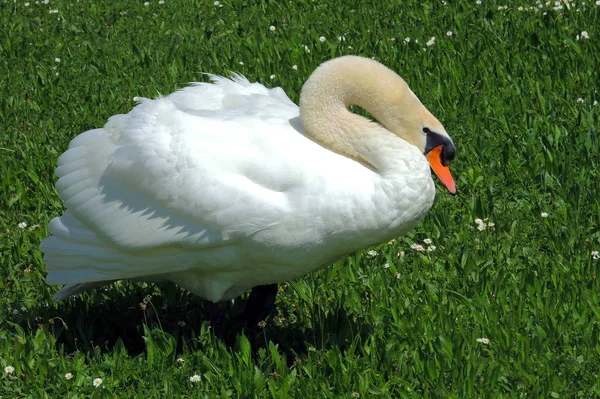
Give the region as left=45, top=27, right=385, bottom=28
left=426, top=146, right=457, bottom=195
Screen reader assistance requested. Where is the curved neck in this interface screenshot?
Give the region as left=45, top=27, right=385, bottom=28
left=299, top=56, right=420, bottom=171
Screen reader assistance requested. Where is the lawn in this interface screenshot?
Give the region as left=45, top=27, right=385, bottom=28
left=1, top=0, right=600, bottom=397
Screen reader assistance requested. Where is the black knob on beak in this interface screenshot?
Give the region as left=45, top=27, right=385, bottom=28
left=441, top=142, right=456, bottom=166
left=424, top=129, right=455, bottom=167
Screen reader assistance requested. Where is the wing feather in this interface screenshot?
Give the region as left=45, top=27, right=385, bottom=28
left=42, top=75, right=301, bottom=286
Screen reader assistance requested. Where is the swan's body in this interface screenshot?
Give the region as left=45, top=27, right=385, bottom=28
left=41, top=56, right=455, bottom=303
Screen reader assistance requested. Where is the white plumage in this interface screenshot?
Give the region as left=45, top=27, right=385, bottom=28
left=42, top=56, right=454, bottom=302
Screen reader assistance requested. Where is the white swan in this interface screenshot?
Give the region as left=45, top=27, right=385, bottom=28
left=41, top=56, right=456, bottom=307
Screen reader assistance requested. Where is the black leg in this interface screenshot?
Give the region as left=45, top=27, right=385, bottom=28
left=207, top=284, right=279, bottom=345
left=243, top=284, right=279, bottom=329
left=205, top=301, right=226, bottom=340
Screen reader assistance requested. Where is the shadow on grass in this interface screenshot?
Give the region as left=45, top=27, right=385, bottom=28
left=19, top=281, right=373, bottom=364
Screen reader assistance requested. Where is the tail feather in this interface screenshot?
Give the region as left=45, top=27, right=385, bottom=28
left=41, top=211, right=128, bottom=289
left=42, top=238, right=121, bottom=262
left=44, top=209, right=122, bottom=248
left=52, top=281, right=113, bottom=301
left=41, top=211, right=174, bottom=291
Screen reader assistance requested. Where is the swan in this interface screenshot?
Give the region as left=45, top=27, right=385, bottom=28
left=41, top=55, right=456, bottom=329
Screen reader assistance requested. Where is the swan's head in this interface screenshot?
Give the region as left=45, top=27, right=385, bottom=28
left=391, top=94, right=457, bottom=194
left=300, top=55, right=457, bottom=194
left=369, top=71, right=457, bottom=194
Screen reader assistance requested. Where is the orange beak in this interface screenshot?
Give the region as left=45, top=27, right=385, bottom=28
left=426, top=146, right=457, bottom=195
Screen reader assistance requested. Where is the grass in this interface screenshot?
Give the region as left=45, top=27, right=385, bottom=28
left=1, top=0, right=600, bottom=397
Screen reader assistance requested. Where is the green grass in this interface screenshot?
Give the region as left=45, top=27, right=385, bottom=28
left=1, top=0, right=600, bottom=397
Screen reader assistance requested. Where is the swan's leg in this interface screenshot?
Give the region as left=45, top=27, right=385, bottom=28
left=205, top=302, right=226, bottom=339
left=243, top=284, right=279, bottom=329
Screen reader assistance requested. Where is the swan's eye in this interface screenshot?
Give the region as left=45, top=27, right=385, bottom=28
left=422, top=127, right=432, bottom=135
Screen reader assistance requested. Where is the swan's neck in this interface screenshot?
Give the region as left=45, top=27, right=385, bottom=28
left=299, top=56, right=421, bottom=172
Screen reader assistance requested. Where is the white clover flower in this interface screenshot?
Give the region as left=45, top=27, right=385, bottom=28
left=594, top=100, right=598, bottom=106
left=4, top=366, right=15, bottom=374
left=176, top=357, right=185, bottom=365
left=394, top=272, right=401, bottom=279
left=597, top=0, right=600, bottom=5
left=487, top=222, right=495, bottom=227
left=319, top=36, right=326, bottom=42
left=426, top=37, right=436, bottom=46
left=518, top=6, right=524, bottom=10
left=18, top=222, right=28, bottom=229
left=190, top=374, right=202, bottom=382
left=93, top=378, right=103, bottom=387
left=404, top=37, right=411, bottom=43
left=269, top=74, right=275, bottom=80
left=213, top=0, right=220, bottom=5
left=24, top=2, right=30, bottom=6
left=446, top=31, right=453, bottom=36
left=158, top=0, right=164, bottom=3
left=383, top=263, right=390, bottom=269
left=55, top=57, right=61, bottom=63
left=423, top=238, right=432, bottom=245
left=397, top=251, right=405, bottom=257
left=577, top=98, right=585, bottom=103
left=415, top=244, right=425, bottom=252
left=65, top=373, right=74, bottom=380
left=292, top=65, right=298, bottom=70
left=475, top=218, right=487, bottom=230
left=427, top=245, right=436, bottom=252
left=476, top=337, right=490, bottom=344
left=12, top=309, right=19, bottom=315
left=581, top=31, right=589, bottom=39
left=144, top=1, right=149, bottom=5
left=269, top=25, right=276, bottom=31
left=476, top=0, right=482, bottom=4
left=367, top=250, right=378, bottom=257
left=541, top=212, right=549, bottom=218
left=238, top=61, right=244, bottom=65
